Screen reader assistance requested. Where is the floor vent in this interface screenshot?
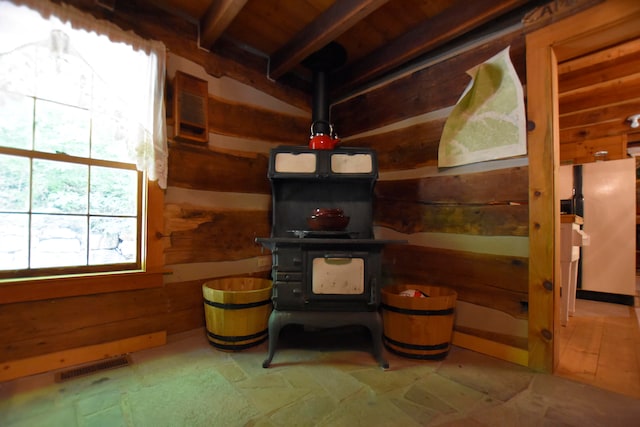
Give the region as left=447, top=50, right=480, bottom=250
left=55, top=355, right=131, bottom=382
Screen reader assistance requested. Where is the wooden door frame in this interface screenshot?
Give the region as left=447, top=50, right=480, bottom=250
left=526, top=0, right=640, bottom=372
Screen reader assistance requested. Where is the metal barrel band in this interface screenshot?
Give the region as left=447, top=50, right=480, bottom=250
left=383, top=334, right=449, bottom=351
left=383, top=343, right=450, bottom=360
left=204, top=298, right=271, bottom=310
left=206, top=329, right=268, bottom=351
left=381, top=303, right=454, bottom=316
left=383, top=335, right=450, bottom=360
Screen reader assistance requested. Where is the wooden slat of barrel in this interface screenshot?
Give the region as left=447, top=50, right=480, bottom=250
left=381, top=284, right=457, bottom=360
left=202, top=277, right=272, bottom=351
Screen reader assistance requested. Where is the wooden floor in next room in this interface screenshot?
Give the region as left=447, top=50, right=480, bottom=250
left=556, top=275, right=640, bottom=399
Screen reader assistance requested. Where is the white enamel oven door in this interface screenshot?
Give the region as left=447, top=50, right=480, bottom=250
left=313, top=256, right=364, bottom=294
left=306, top=250, right=379, bottom=308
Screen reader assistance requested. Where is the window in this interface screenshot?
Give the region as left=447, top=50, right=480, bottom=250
left=0, top=0, right=167, bottom=284
left=0, top=93, right=142, bottom=276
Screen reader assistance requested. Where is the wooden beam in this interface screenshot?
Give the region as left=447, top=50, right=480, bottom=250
left=334, top=0, right=531, bottom=92
left=268, top=0, right=390, bottom=80
left=199, top=0, right=248, bottom=49
left=526, top=21, right=559, bottom=376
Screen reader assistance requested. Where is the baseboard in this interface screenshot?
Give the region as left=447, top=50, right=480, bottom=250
left=0, top=331, right=167, bottom=382
left=576, top=290, right=635, bottom=306
left=452, top=331, right=528, bottom=367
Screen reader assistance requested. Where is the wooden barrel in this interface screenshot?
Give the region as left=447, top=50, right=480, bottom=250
left=202, top=277, right=272, bottom=351
left=381, top=284, right=457, bottom=360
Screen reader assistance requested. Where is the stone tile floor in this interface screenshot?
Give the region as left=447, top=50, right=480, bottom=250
left=1, top=326, right=639, bottom=427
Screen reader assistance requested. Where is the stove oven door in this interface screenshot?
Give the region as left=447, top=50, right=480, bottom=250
left=304, top=250, right=379, bottom=311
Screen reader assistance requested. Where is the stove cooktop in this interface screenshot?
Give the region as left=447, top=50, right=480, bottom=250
left=286, top=230, right=359, bottom=239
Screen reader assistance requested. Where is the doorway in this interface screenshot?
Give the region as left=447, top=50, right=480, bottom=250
left=525, top=0, right=640, bottom=374
left=553, top=34, right=640, bottom=397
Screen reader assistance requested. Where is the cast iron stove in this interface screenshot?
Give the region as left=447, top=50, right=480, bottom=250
left=256, top=145, right=403, bottom=369
left=256, top=42, right=403, bottom=369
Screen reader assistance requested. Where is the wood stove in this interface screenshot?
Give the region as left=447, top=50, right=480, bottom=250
left=256, top=42, right=402, bottom=368
left=256, top=146, right=402, bottom=368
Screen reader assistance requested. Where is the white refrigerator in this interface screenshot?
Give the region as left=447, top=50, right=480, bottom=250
left=580, top=158, right=636, bottom=296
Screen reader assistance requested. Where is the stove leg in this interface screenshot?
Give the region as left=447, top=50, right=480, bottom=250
left=368, top=312, right=389, bottom=369
left=263, top=310, right=388, bottom=369
left=262, top=310, right=282, bottom=368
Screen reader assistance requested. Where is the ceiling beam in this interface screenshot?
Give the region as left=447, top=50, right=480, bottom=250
left=268, top=0, right=390, bottom=80
left=199, top=0, right=248, bottom=49
left=334, top=0, right=532, bottom=93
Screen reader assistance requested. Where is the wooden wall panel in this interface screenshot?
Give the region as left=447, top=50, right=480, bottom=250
left=164, top=205, right=270, bottom=264
left=375, top=167, right=529, bottom=204
left=374, top=168, right=529, bottom=235
left=345, top=118, right=446, bottom=170
left=375, top=200, right=528, bottom=236
left=382, top=245, right=528, bottom=320
left=0, top=281, right=205, bottom=363
left=208, top=95, right=308, bottom=143
left=168, top=144, right=270, bottom=193
left=334, top=27, right=531, bottom=357
left=333, top=30, right=526, bottom=137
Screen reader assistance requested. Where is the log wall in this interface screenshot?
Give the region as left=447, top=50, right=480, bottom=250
left=333, top=29, right=531, bottom=356
left=160, top=55, right=309, bottom=329
left=0, top=52, right=309, bottom=370
left=2, top=0, right=607, bottom=375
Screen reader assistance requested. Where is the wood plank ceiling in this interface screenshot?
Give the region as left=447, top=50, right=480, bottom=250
left=151, top=0, right=540, bottom=98
left=558, top=37, right=640, bottom=163
left=113, top=0, right=638, bottom=158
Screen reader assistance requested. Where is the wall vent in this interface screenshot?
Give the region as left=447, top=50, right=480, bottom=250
left=54, top=355, right=131, bottom=382
left=173, top=71, right=209, bottom=144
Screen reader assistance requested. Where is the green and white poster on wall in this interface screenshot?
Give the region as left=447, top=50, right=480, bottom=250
left=438, top=46, right=527, bottom=168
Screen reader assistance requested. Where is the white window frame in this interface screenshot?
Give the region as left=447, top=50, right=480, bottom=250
left=0, top=0, right=167, bottom=303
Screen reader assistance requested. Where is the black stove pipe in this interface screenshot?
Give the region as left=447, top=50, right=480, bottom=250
left=303, top=42, right=346, bottom=137
left=311, top=69, right=330, bottom=135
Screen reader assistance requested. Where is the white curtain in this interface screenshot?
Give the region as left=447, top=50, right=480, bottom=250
left=0, top=0, right=168, bottom=188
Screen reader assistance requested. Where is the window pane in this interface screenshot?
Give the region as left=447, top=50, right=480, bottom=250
left=0, top=91, right=33, bottom=150
left=34, top=99, right=89, bottom=157
left=0, top=154, right=30, bottom=212
left=31, top=214, right=87, bottom=268
left=89, top=216, right=137, bottom=265
left=0, top=213, right=29, bottom=270
left=91, top=112, right=134, bottom=163
left=32, top=159, right=88, bottom=214
left=90, top=166, right=137, bottom=216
